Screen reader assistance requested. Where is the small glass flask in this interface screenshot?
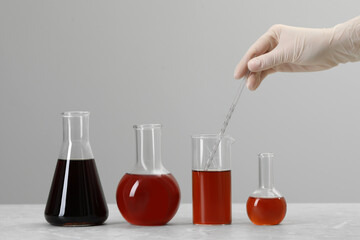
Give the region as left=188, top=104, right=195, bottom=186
left=116, top=124, right=181, bottom=226
left=44, top=111, right=108, bottom=226
left=246, top=153, right=286, bottom=225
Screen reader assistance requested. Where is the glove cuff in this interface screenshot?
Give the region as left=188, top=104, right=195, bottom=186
left=332, top=16, right=360, bottom=63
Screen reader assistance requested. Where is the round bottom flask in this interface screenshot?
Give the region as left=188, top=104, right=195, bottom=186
left=246, top=153, right=286, bottom=225
left=116, top=124, right=180, bottom=226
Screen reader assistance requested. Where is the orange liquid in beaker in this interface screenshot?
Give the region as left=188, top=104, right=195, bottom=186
left=246, top=197, right=286, bottom=225
left=116, top=173, right=180, bottom=226
left=192, top=170, right=231, bottom=224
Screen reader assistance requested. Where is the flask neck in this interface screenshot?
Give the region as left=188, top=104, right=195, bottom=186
left=133, top=124, right=167, bottom=174
left=59, top=112, right=93, bottom=160
left=63, top=113, right=90, bottom=142
left=258, top=153, right=275, bottom=189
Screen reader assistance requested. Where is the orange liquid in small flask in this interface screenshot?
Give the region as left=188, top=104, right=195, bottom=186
left=116, top=124, right=181, bottom=226
left=247, top=153, right=286, bottom=225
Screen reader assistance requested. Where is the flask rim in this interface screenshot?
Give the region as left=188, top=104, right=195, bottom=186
left=62, top=111, right=90, bottom=117
left=133, top=124, right=162, bottom=130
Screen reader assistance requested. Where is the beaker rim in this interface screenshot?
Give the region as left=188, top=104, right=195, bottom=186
left=62, top=111, right=90, bottom=117
left=192, top=134, right=232, bottom=139
left=133, top=124, right=162, bottom=130
left=258, top=152, right=275, bottom=158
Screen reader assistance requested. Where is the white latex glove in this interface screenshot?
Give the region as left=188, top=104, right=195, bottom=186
left=234, top=16, right=360, bottom=90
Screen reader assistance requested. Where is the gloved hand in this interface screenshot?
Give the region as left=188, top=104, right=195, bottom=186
left=234, top=16, right=360, bottom=90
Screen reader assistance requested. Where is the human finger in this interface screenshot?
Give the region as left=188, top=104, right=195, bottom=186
left=248, top=47, right=287, bottom=72
left=234, top=31, right=278, bottom=79
left=247, top=69, right=275, bottom=91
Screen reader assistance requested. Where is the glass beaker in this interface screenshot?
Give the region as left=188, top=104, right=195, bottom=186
left=247, top=153, right=287, bottom=225
left=116, top=124, right=181, bottom=226
left=192, top=134, right=234, bottom=225
left=44, top=111, right=108, bottom=226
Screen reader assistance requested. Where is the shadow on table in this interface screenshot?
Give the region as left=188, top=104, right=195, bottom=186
left=35, top=218, right=306, bottom=228
left=30, top=221, right=125, bottom=228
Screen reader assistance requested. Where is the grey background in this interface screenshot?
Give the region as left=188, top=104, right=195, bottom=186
left=1, top=0, right=360, bottom=204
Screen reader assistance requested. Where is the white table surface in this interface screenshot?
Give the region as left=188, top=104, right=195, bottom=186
left=0, top=204, right=359, bottom=239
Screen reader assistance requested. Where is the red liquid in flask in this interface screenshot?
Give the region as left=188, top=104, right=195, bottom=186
left=246, top=197, right=286, bottom=225
left=45, top=159, right=108, bottom=226
left=116, top=173, right=180, bottom=226
left=192, top=170, right=231, bottom=224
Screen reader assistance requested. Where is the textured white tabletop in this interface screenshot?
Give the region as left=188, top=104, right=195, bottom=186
left=0, top=204, right=359, bottom=239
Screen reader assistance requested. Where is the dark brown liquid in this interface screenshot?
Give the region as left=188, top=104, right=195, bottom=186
left=45, top=159, right=108, bottom=226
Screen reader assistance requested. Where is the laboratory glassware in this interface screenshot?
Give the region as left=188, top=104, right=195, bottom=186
left=247, top=153, right=286, bottom=225
left=45, top=111, right=108, bottom=226
left=116, top=124, right=181, bottom=226
left=192, top=134, right=234, bottom=225
left=206, top=74, right=248, bottom=170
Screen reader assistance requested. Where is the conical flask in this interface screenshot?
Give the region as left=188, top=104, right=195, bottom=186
left=116, top=124, right=181, bottom=226
left=246, top=153, right=286, bottom=225
left=44, top=111, right=108, bottom=226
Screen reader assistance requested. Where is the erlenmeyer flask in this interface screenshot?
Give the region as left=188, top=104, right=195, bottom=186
left=246, top=153, right=286, bottom=225
left=44, top=111, right=108, bottom=226
left=116, top=124, right=181, bottom=226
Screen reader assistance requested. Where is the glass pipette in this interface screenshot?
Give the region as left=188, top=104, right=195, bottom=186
left=205, top=73, right=249, bottom=170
